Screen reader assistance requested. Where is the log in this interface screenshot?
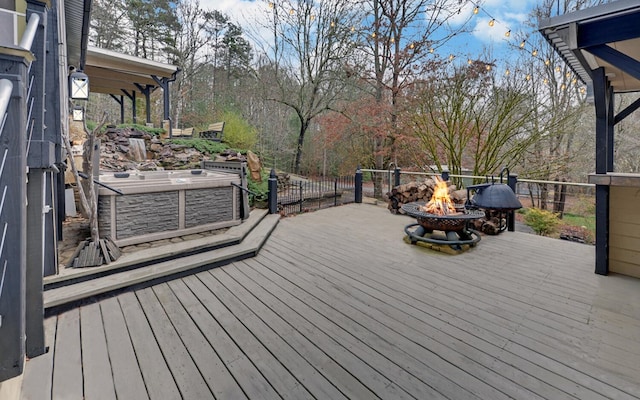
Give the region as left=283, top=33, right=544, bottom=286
left=386, top=177, right=463, bottom=214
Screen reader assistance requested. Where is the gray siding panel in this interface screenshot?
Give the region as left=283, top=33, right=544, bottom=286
left=185, top=188, right=233, bottom=228
left=115, top=192, right=179, bottom=238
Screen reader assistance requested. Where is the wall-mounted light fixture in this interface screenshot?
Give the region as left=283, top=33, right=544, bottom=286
left=69, top=70, right=90, bottom=100
left=72, top=105, right=85, bottom=121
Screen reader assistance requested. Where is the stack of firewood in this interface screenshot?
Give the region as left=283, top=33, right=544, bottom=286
left=386, top=178, right=466, bottom=214
left=470, top=209, right=505, bottom=235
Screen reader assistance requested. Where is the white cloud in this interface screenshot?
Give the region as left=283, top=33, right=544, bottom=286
left=472, top=17, right=512, bottom=44
left=446, top=2, right=477, bottom=27
left=470, top=1, right=534, bottom=45
left=200, top=0, right=261, bottom=26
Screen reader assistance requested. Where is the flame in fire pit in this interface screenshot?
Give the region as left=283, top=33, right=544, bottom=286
left=422, top=177, right=457, bottom=215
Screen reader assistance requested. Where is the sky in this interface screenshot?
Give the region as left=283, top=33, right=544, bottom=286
left=200, top=0, right=542, bottom=64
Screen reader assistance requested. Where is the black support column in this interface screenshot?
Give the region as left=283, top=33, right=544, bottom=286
left=109, top=94, right=125, bottom=123
left=134, top=83, right=154, bottom=124
left=593, top=67, right=614, bottom=275
left=0, top=52, right=30, bottom=382
left=122, top=89, right=137, bottom=124
left=153, top=72, right=178, bottom=137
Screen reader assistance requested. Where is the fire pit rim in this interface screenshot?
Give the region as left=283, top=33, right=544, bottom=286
left=401, top=202, right=485, bottom=219
left=401, top=202, right=485, bottom=232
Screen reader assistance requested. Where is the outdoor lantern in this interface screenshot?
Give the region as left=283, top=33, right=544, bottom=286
left=72, top=105, right=84, bottom=121
left=69, top=70, right=89, bottom=100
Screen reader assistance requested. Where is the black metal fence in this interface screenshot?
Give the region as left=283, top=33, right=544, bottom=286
left=275, top=175, right=357, bottom=216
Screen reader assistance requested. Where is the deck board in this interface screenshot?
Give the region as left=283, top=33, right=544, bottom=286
left=100, top=297, right=149, bottom=400
left=79, top=302, right=116, bottom=400
left=223, top=262, right=419, bottom=400
left=20, top=203, right=640, bottom=400
left=135, top=287, right=213, bottom=399
left=212, top=269, right=379, bottom=399
left=117, top=291, right=181, bottom=400
left=153, top=281, right=254, bottom=399
left=51, top=309, right=83, bottom=400
left=20, top=316, right=56, bottom=400
left=175, top=275, right=305, bottom=400
left=189, top=272, right=343, bottom=399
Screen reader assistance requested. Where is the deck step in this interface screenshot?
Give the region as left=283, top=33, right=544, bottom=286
left=43, top=213, right=280, bottom=310
left=45, top=209, right=269, bottom=289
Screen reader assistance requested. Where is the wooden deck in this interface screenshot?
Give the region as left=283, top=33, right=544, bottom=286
left=19, top=203, right=640, bottom=399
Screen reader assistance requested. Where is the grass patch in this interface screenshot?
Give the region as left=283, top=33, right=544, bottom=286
left=562, top=212, right=595, bottom=231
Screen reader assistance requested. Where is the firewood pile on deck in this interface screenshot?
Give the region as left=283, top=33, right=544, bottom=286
left=386, top=178, right=466, bottom=214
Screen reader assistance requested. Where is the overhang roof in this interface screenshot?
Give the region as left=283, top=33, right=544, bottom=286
left=84, top=46, right=179, bottom=96
left=64, top=0, right=89, bottom=70
left=539, top=0, right=640, bottom=93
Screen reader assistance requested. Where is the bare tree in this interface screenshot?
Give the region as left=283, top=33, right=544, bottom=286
left=520, top=0, right=599, bottom=210
left=169, top=1, right=222, bottom=126
left=405, top=61, right=540, bottom=188
left=252, top=0, right=364, bottom=174
left=359, top=0, right=474, bottom=196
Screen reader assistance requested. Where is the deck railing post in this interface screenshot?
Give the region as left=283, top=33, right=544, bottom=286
left=394, top=166, right=401, bottom=187
left=441, top=170, right=450, bottom=181
left=299, top=181, right=303, bottom=213
left=355, top=166, right=363, bottom=203
left=507, top=173, right=518, bottom=232
left=268, top=168, right=278, bottom=214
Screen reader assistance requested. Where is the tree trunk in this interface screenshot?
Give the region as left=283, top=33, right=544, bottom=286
left=553, top=180, right=567, bottom=217
left=539, top=183, right=549, bottom=210
left=293, top=119, right=308, bottom=174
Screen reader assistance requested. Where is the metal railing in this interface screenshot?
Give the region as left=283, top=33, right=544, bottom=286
left=265, top=167, right=596, bottom=243
left=359, top=167, right=596, bottom=241
left=274, top=175, right=356, bottom=216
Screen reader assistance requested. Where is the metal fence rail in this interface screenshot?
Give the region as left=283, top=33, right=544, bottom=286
left=357, top=167, right=596, bottom=241
left=277, top=175, right=356, bottom=216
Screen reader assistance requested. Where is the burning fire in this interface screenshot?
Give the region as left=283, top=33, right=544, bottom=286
left=422, top=177, right=457, bottom=215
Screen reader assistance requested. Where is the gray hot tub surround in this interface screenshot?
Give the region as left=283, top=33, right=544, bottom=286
left=97, top=169, right=242, bottom=246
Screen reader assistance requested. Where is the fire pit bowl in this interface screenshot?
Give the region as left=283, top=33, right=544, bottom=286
left=401, top=202, right=484, bottom=232
left=401, top=202, right=485, bottom=251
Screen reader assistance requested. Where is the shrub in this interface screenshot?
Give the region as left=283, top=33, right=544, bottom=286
left=247, top=168, right=270, bottom=207
left=523, top=208, right=561, bottom=236
left=166, top=138, right=228, bottom=155
left=116, top=123, right=165, bottom=137
left=218, top=110, right=258, bottom=150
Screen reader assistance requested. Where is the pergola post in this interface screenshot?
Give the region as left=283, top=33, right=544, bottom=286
left=134, top=83, right=153, bottom=124
left=153, top=72, right=178, bottom=137
left=109, top=94, right=125, bottom=124
left=122, top=89, right=136, bottom=124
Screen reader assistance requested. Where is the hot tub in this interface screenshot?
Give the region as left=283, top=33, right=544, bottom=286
left=97, top=169, right=242, bottom=246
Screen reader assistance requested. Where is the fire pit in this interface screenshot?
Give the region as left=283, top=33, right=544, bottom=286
left=402, top=202, right=484, bottom=250
left=401, top=177, right=483, bottom=251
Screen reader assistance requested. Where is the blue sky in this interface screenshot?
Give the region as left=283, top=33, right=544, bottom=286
left=202, top=0, right=541, bottom=64
left=442, top=0, right=541, bottom=63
